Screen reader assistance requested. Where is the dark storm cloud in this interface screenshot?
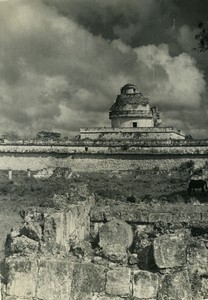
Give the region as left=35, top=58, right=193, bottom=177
left=43, top=0, right=174, bottom=47
left=0, top=0, right=207, bottom=138
left=43, top=0, right=208, bottom=48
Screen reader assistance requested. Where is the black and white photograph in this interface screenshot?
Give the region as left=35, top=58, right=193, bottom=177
left=0, top=0, right=208, bottom=299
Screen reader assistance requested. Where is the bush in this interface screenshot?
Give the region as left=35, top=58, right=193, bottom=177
left=179, top=160, right=195, bottom=172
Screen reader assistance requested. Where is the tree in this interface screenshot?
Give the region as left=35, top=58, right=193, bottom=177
left=2, top=131, right=20, bottom=140
left=195, top=22, right=208, bottom=52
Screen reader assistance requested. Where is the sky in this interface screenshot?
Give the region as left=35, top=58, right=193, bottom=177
left=0, top=0, right=208, bottom=138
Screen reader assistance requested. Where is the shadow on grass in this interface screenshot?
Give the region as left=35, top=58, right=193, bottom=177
left=158, top=188, right=208, bottom=204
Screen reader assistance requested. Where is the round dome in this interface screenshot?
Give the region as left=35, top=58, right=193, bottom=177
left=110, top=86, right=150, bottom=114
left=109, top=84, right=154, bottom=128
left=120, top=83, right=138, bottom=95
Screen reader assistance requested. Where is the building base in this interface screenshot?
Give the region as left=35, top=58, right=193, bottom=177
left=80, top=127, right=185, bottom=140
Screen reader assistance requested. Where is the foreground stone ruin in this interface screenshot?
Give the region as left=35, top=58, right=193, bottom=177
left=1, top=186, right=208, bottom=299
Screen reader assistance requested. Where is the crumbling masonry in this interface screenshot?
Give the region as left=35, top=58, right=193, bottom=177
left=1, top=184, right=208, bottom=300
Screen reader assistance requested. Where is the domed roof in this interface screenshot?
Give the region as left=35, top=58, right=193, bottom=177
left=110, top=84, right=150, bottom=113
left=120, top=83, right=138, bottom=95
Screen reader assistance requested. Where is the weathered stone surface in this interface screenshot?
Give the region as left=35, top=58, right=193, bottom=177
left=9, top=229, right=20, bottom=239
left=43, top=211, right=69, bottom=251
left=104, top=210, right=121, bottom=221
left=90, top=209, right=105, bottom=222
left=6, top=235, right=39, bottom=256
left=91, top=205, right=150, bottom=223
left=172, top=212, right=201, bottom=223
left=36, top=260, right=74, bottom=300
left=153, top=233, right=187, bottom=268
left=133, top=225, right=155, bottom=270
left=33, top=167, right=54, bottom=179
left=5, top=258, right=38, bottom=298
left=128, top=253, right=139, bottom=265
left=135, top=224, right=154, bottom=236
left=149, top=213, right=172, bottom=223
left=99, top=219, right=133, bottom=262
left=158, top=270, right=192, bottom=300
left=106, top=268, right=131, bottom=297
left=71, top=263, right=106, bottom=300
left=201, top=277, right=208, bottom=299
left=96, top=297, right=125, bottom=300
left=187, top=239, right=208, bottom=275
left=21, top=185, right=95, bottom=250
left=133, top=270, right=159, bottom=299
left=20, top=197, right=93, bottom=255
left=2, top=296, right=33, bottom=300
left=201, top=212, right=208, bottom=222
left=91, top=222, right=104, bottom=238
left=70, top=240, right=94, bottom=259
left=20, top=207, right=46, bottom=224
left=20, top=222, right=42, bottom=241
left=111, top=205, right=149, bottom=223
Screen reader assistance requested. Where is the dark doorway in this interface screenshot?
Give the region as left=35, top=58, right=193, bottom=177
left=133, top=122, right=137, bottom=128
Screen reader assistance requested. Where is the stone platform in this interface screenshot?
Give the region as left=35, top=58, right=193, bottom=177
left=80, top=126, right=185, bottom=140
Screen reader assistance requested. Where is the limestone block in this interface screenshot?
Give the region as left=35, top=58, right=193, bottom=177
left=103, top=208, right=122, bottom=221
left=74, top=294, right=125, bottom=300
left=98, top=219, right=133, bottom=262
left=105, top=268, right=131, bottom=297
left=42, top=202, right=92, bottom=252
left=153, top=233, right=187, bottom=268
left=71, top=263, right=106, bottom=300
left=120, top=209, right=149, bottom=222
left=7, top=235, right=39, bottom=256
left=187, top=239, right=208, bottom=275
left=133, top=270, right=159, bottom=299
left=133, top=225, right=155, bottom=269
left=96, top=297, right=125, bottom=300
left=2, top=296, right=32, bottom=300
left=172, top=212, right=201, bottom=223
left=201, top=277, right=208, bottom=299
left=158, top=270, right=192, bottom=300
left=5, top=258, right=38, bottom=298
left=43, top=211, right=68, bottom=249
left=36, top=260, right=74, bottom=300
left=149, top=213, right=172, bottom=223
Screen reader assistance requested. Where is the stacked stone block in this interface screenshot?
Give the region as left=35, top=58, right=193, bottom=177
left=2, top=198, right=208, bottom=299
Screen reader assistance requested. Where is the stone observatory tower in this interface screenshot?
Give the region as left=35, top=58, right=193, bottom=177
left=109, top=84, right=154, bottom=128
left=80, top=83, right=185, bottom=140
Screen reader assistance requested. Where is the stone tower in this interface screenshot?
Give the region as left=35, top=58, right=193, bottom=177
left=109, top=84, right=154, bottom=128
left=80, top=83, right=185, bottom=140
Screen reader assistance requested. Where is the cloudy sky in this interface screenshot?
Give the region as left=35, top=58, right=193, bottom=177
left=0, top=0, right=208, bottom=138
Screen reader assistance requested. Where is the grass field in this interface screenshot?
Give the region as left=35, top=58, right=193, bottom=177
left=0, top=162, right=207, bottom=259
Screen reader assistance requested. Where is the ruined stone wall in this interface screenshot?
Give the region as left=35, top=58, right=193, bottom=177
left=90, top=203, right=208, bottom=300
left=0, top=141, right=207, bottom=173
left=0, top=152, right=207, bottom=172
left=79, top=127, right=185, bottom=139
left=2, top=194, right=208, bottom=299
left=80, top=131, right=184, bottom=140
